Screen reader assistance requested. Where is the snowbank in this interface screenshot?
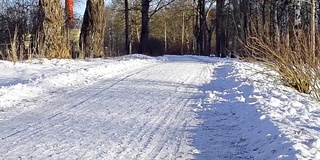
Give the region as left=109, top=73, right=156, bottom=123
left=0, top=55, right=158, bottom=119
left=192, top=56, right=320, bottom=159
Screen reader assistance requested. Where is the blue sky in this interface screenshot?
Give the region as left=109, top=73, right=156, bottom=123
left=74, top=0, right=111, bottom=15
left=74, top=0, right=85, bottom=15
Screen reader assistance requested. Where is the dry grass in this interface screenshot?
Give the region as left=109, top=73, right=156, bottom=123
left=2, top=24, right=73, bottom=62
left=310, top=58, right=320, bottom=100
left=7, top=26, right=19, bottom=63
left=241, top=31, right=316, bottom=95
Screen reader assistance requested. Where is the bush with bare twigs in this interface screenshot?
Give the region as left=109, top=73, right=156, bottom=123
left=241, top=31, right=320, bottom=99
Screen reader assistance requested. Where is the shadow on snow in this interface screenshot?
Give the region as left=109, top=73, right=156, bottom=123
left=190, top=61, right=296, bottom=160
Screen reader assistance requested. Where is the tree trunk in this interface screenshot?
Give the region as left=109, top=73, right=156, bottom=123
left=181, top=10, right=185, bottom=54
left=294, top=0, right=301, bottom=30
left=220, top=17, right=226, bottom=58
left=80, top=0, right=105, bottom=58
left=254, top=0, right=259, bottom=33
left=208, top=29, right=213, bottom=56
left=193, top=0, right=199, bottom=54
left=316, top=0, right=320, bottom=30
left=262, top=0, right=266, bottom=31
left=198, top=0, right=204, bottom=55
left=165, top=22, right=167, bottom=53
left=239, top=0, right=248, bottom=45
left=279, top=0, right=289, bottom=47
left=311, top=0, right=316, bottom=57
left=273, top=1, right=280, bottom=44
left=216, top=0, right=226, bottom=57
left=215, top=15, right=220, bottom=57
left=65, top=0, right=75, bottom=28
left=38, top=0, right=70, bottom=58
left=200, top=0, right=207, bottom=56
left=125, top=0, right=130, bottom=55
left=139, top=0, right=150, bottom=55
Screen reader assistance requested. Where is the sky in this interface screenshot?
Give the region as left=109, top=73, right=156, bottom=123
left=74, top=0, right=112, bottom=15
left=74, top=0, right=86, bottom=15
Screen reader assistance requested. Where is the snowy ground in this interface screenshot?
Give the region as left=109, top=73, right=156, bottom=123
left=0, top=55, right=319, bottom=159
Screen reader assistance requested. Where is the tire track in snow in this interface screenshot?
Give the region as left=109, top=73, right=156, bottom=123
left=140, top=66, right=205, bottom=159
left=77, top=62, right=204, bottom=159
left=113, top=63, right=191, bottom=159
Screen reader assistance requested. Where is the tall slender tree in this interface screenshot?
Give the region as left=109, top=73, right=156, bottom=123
left=197, top=0, right=205, bottom=55
left=311, top=0, right=316, bottom=56
left=294, top=0, right=301, bottom=30
left=279, top=0, right=289, bottom=47
left=204, top=0, right=216, bottom=55
left=125, top=0, right=130, bottom=55
left=273, top=1, right=280, bottom=44
left=216, top=0, right=226, bottom=57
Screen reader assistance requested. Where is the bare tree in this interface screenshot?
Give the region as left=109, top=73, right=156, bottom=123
left=139, top=0, right=175, bottom=55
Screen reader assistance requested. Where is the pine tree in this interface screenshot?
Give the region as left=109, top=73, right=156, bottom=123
left=80, top=0, right=105, bottom=58
left=38, top=0, right=70, bottom=58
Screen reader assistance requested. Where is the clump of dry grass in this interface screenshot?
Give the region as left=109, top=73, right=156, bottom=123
left=5, top=26, right=19, bottom=63
left=2, top=24, right=72, bottom=63
left=241, top=30, right=316, bottom=95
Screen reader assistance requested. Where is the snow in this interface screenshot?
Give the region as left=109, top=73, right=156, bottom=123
left=0, top=55, right=320, bottom=159
left=0, top=56, right=158, bottom=120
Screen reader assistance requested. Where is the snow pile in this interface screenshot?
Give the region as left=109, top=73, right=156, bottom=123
left=236, top=61, right=320, bottom=159
left=192, top=56, right=320, bottom=159
left=0, top=55, right=158, bottom=118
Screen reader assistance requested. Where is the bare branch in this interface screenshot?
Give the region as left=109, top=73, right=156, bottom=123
left=149, top=0, right=176, bottom=18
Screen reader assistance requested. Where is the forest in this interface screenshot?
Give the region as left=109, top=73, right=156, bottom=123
left=1, top=0, right=320, bottom=95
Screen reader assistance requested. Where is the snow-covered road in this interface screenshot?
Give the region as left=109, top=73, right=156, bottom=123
left=1, top=55, right=320, bottom=159
left=0, top=56, right=213, bottom=159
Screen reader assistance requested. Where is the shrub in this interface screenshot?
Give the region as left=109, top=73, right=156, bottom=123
left=241, top=30, right=316, bottom=94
